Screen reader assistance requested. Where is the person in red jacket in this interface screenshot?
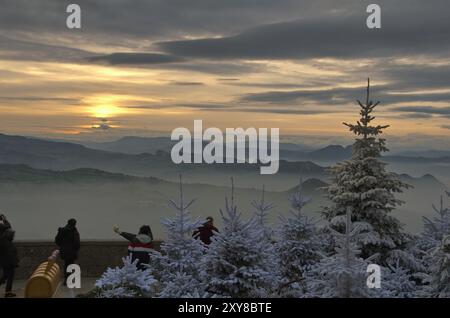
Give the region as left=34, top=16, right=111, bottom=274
left=193, top=216, right=218, bottom=245
left=114, top=225, right=153, bottom=270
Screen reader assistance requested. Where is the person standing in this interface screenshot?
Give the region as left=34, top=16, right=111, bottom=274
left=193, top=216, right=219, bottom=245
left=0, top=214, right=11, bottom=237
left=113, top=225, right=153, bottom=270
left=0, top=229, right=19, bottom=298
left=55, top=219, right=80, bottom=285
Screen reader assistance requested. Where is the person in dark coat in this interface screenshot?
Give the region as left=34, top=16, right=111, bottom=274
left=0, top=229, right=19, bottom=298
left=55, top=219, right=80, bottom=285
left=193, top=216, right=219, bottom=245
left=0, top=214, right=11, bottom=237
left=114, top=225, right=153, bottom=270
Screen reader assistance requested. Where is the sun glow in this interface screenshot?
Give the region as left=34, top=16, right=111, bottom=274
left=84, top=95, right=128, bottom=118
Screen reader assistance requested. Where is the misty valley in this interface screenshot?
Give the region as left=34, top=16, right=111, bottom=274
left=0, top=133, right=448, bottom=240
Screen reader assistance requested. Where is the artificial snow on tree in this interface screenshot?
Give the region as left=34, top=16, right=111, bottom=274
left=149, top=175, right=207, bottom=298
left=421, top=192, right=450, bottom=251
left=408, top=192, right=450, bottom=284
left=251, top=185, right=275, bottom=243
left=378, top=262, right=419, bottom=298
left=323, top=79, right=410, bottom=260
left=203, top=178, right=272, bottom=298
left=275, top=179, right=323, bottom=297
left=307, top=208, right=374, bottom=298
left=94, top=256, right=158, bottom=298
left=250, top=185, right=279, bottom=294
left=427, top=235, right=450, bottom=298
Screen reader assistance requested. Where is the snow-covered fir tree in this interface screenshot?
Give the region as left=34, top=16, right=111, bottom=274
left=149, top=175, right=207, bottom=297
left=251, top=185, right=279, bottom=293
left=94, top=256, right=157, bottom=298
left=203, top=178, right=273, bottom=297
left=377, top=262, right=419, bottom=298
left=307, top=208, right=373, bottom=298
left=428, top=235, right=450, bottom=298
left=421, top=192, right=450, bottom=250
left=275, top=179, right=323, bottom=296
left=323, top=79, right=410, bottom=260
left=251, top=185, right=275, bottom=243
left=409, top=192, right=450, bottom=285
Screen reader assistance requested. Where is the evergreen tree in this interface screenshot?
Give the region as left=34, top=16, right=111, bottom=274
left=323, top=78, right=410, bottom=259
left=422, top=192, right=450, bottom=250
left=378, top=262, right=419, bottom=298
left=307, top=208, right=372, bottom=298
left=94, top=256, right=157, bottom=298
left=428, top=235, right=450, bottom=298
left=251, top=185, right=279, bottom=293
left=203, top=178, right=272, bottom=297
left=410, top=192, right=450, bottom=283
left=251, top=185, right=275, bottom=243
left=149, top=175, right=207, bottom=297
left=275, top=179, right=322, bottom=296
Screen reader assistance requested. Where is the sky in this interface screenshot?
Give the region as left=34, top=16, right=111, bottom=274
left=0, top=0, right=450, bottom=149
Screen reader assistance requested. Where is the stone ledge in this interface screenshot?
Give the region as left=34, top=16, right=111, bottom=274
left=13, top=241, right=162, bottom=280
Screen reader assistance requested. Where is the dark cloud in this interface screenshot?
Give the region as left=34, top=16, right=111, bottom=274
left=240, top=84, right=450, bottom=106
left=85, top=55, right=264, bottom=75
left=379, top=63, right=450, bottom=91
left=223, top=82, right=321, bottom=89
left=235, top=108, right=339, bottom=115
left=0, top=0, right=342, bottom=39
left=0, top=96, right=80, bottom=104
left=397, top=113, right=434, bottom=119
left=390, top=106, right=450, bottom=118
left=0, top=35, right=92, bottom=62
left=157, top=4, right=450, bottom=61
left=441, top=125, right=450, bottom=130
left=86, top=53, right=182, bottom=65
left=176, top=103, right=229, bottom=110
left=240, top=86, right=374, bottom=104
left=162, top=61, right=265, bottom=75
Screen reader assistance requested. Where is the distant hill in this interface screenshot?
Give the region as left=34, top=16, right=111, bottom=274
left=0, top=164, right=160, bottom=184
left=396, top=150, right=450, bottom=158
left=286, top=178, right=328, bottom=195
left=82, top=136, right=174, bottom=155
left=0, top=133, right=328, bottom=187
left=79, top=136, right=314, bottom=155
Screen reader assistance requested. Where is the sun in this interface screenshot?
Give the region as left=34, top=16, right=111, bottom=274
left=92, top=105, right=120, bottom=118
left=85, top=95, right=124, bottom=118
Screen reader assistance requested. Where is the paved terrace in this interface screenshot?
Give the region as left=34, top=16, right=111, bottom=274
left=1, top=240, right=162, bottom=298
left=0, top=278, right=96, bottom=298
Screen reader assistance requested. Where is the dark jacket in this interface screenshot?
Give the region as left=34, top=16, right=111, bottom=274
left=0, top=219, right=11, bottom=237
left=55, top=225, right=80, bottom=260
left=0, top=230, right=19, bottom=268
left=193, top=224, right=218, bottom=245
left=120, top=232, right=153, bottom=267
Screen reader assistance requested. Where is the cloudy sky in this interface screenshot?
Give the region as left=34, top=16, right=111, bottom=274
left=0, top=0, right=449, bottom=149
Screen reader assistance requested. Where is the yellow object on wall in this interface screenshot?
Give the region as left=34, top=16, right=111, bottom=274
left=25, top=253, right=61, bottom=298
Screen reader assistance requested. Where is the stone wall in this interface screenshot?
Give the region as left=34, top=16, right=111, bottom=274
left=14, top=241, right=161, bottom=280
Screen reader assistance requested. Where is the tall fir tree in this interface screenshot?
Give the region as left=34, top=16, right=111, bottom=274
left=323, top=78, right=410, bottom=259
left=203, top=178, right=272, bottom=297
left=149, top=175, right=207, bottom=297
